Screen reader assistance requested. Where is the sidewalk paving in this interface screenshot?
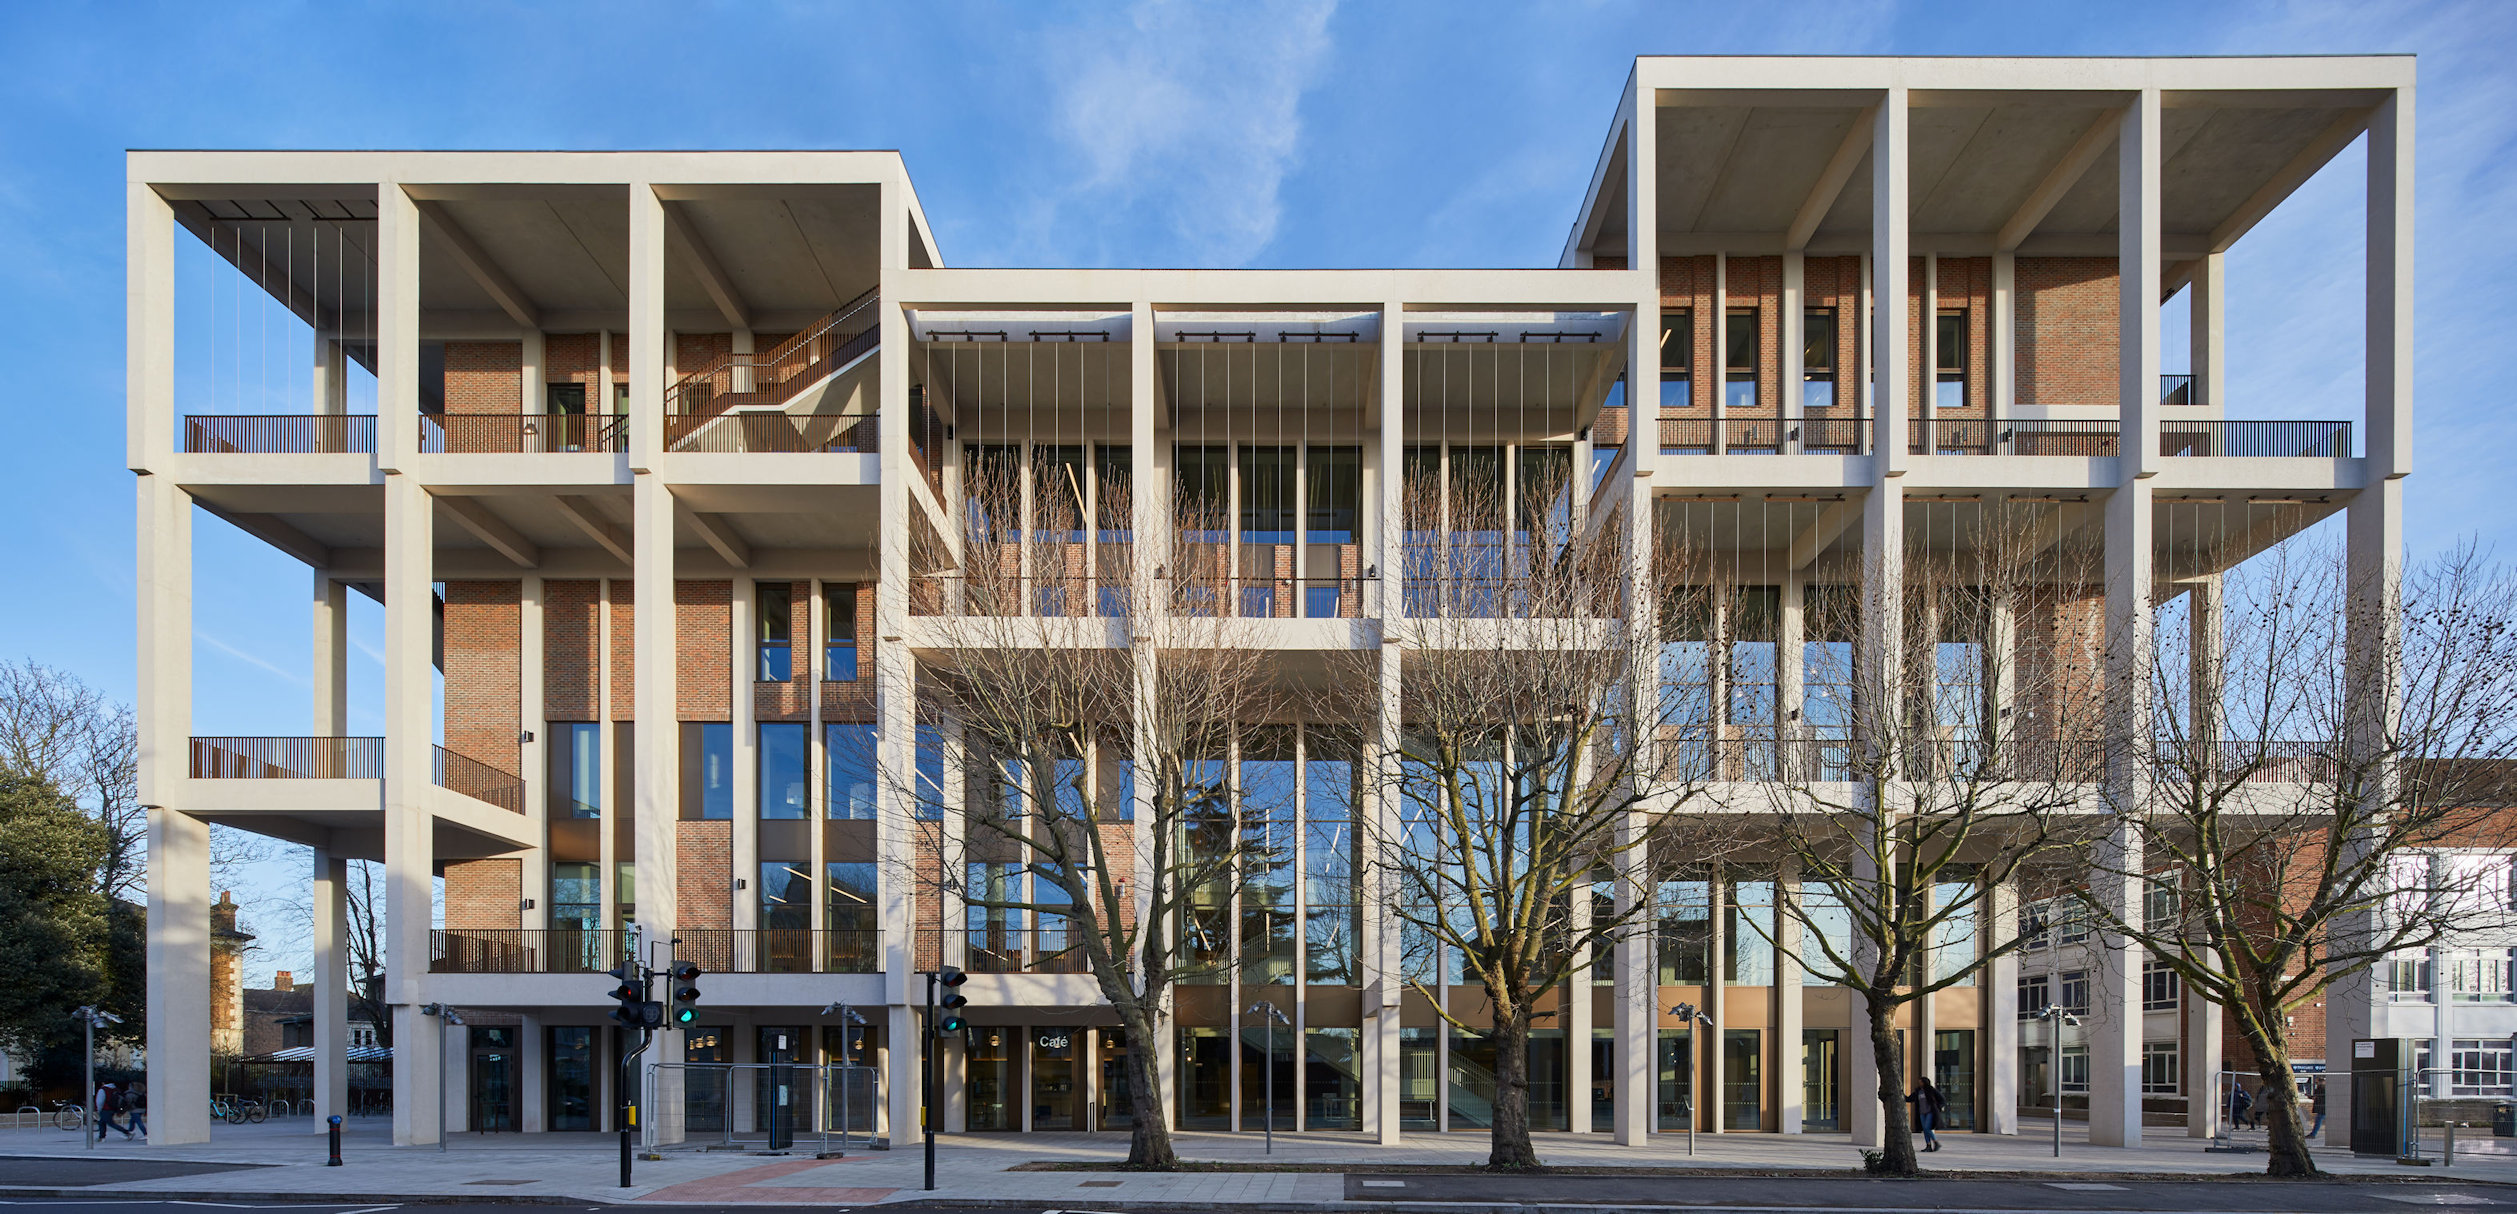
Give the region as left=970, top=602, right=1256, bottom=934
left=0, top=1116, right=2510, bottom=1207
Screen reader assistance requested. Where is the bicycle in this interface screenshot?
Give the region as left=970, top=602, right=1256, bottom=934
left=50, top=1101, right=85, bottom=1132
left=230, top=1099, right=266, bottom=1125
left=208, top=1095, right=233, bottom=1123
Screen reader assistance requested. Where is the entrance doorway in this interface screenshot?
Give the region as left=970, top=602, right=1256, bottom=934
left=469, top=1026, right=516, bottom=1132
left=1031, top=1028, right=1078, bottom=1130
left=1096, top=1029, right=1133, bottom=1130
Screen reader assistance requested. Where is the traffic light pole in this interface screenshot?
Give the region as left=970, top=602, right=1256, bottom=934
left=922, top=971, right=937, bottom=1192
left=619, top=1030, right=650, bottom=1188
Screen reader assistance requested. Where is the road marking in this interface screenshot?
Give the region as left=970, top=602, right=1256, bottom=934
left=1360, top=1179, right=1408, bottom=1187
left=2375, top=1196, right=2503, bottom=1207
left=2045, top=1182, right=2127, bottom=1191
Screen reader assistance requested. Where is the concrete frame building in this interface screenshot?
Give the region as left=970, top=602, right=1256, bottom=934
left=131, top=54, right=2417, bottom=1151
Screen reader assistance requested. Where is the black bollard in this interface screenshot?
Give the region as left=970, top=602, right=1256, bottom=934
left=326, top=1115, right=343, bottom=1167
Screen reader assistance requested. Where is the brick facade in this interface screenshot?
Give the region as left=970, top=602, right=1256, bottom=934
left=443, top=858, right=522, bottom=931
left=677, top=820, right=733, bottom=932
left=544, top=579, right=600, bottom=721
left=679, top=580, right=732, bottom=721
left=2016, top=257, right=2121, bottom=407
left=442, top=580, right=522, bottom=777
left=443, top=341, right=522, bottom=414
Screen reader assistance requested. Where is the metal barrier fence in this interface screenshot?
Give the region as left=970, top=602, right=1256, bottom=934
left=643, top=1063, right=880, bottom=1154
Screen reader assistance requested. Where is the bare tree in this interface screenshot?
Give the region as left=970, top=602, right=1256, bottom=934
left=1364, top=461, right=1726, bottom=1169
left=899, top=467, right=1285, bottom=1168
left=1757, top=501, right=2107, bottom=1176
left=2078, top=541, right=2517, bottom=1176
left=344, top=859, right=392, bottom=1048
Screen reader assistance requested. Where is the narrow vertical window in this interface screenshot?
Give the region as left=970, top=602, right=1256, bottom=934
left=756, top=582, right=793, bottom=682
left=1659, top=311, right=1692, bottom=412
left=824, top=584, right=858, bottom=682
left=1724, top=307, right=1759, bottom=413
left=1802, top=307, right=1838, bottom=411
left=1934, top=310, right=1968, bottom=411
left=758, top=722, right=809, bottom=819
left=679, top=721, right=732, bottom=820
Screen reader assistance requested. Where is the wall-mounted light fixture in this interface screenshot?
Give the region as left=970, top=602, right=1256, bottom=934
left=521, top=898, right=535, bottom=910
left=519, top=730, right=535, bottom=744
left=735, top=879, right=748, bottom=890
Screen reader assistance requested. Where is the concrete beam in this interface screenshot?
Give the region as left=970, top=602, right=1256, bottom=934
left=2208, top=109, right=2371, bottom=253
left=415, top=201, right=541, bottom=331
left=1786, top=103, right=1875, bottom=252
left=196, top=501, right=331, bottom=569
left=686, top=509, right=752, bottom=568
left=440, top=496, right=539, bottom=568
left=1787, top=500, right=1861, bottom=569
left=664, top=201, right=752, bottom=331
left=553, top=495, right=633, bottom=564
left=1997, top=108, right=2123, bottom=252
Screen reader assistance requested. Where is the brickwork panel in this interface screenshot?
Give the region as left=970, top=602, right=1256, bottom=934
left=443, top=581, right=522, bottom=778
left=679, top=580, right=732, bottom=721
left=444, top=342, right=522, bottom=415
left=543, top=580, right=600, bottom=722
left=2017, top=257, right=2121, bottom=407
left=610, top=580, right=635, bottom=720
left=444, top=858, right=522, bottom=931
left=677, top=820, right=733, bottom=932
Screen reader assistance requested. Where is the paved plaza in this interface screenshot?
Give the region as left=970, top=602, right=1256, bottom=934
left=0, top=1116, right=2512, bottom=1207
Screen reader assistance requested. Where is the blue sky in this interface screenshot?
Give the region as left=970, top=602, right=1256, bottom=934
left=1, top=0, right=2510, bottom=980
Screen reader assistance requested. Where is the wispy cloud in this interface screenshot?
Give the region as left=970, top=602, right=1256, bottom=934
left=1022, top=0, right=1336, bottom=267
left=198, top=630, right=306, bottom=687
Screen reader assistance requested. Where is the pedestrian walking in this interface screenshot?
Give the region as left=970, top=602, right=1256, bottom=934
left=125, top=1081, right=146, bottom=1139
left=94, top=1082, right=128, bottom=1141
left=1906, top=1078, right=1947, bottom=1152
left=2231, top=1079, right=2255, bottom=1130
left=2308, top=1076, right=2326, bottom=1138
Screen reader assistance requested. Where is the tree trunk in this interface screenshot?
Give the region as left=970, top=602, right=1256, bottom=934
left=1121, top=1008, right=1178, bottom=1169
left=1868, top=1001, right=1917, bottom=1175
left=1486, top=1009, right=1538, bottom=1169
left=2233, top=1019, right=2317, bottom=1177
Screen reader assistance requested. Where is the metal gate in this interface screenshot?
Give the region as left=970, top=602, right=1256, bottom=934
left=644, top=1063, right=882, bottom=1153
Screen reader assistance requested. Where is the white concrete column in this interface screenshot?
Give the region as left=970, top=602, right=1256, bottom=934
left=1626, top=80, right=1659, bottom=480
left=597, top=579, right=617, bottom=931
left=314, top=574, right=348, bottom=739
left=127, top=181, right=175, bottom=468
left=1776, top=861, right=1805, bottom=1134
left=1920, top=254, right=1937, bottom=455
left=2367, top=88, right=2414, bottom=477
left=1992, top=253, right=2016, bottom=433
left=732, top=579, right=759, bottom=932
left=1367, top=645, right=1403, bottom=1144
left=2188, top=253, right=2222, bottom=414
left=630, top=472, right=682, bottom=1146
left=520, top=576, right=547, bottom=932
left=877, top=632, right=919, bottom=1144
left=1870, top=89, right=1909, bottom=474
left=2087, top=823, right=2144, bottom=1147
left=1569, top=895, right=1595, bottom=1136
left=1706, top=874, right=1727, bottom=1134
left=1988, top=880, right=2020, bottom=1134
left=2332, top=475, right=2403, bottom=1147
left=311, top=848, right=350, bottom=1126
left=383, top=474, right=439, bottom=1146
left=1782, top=253, right=1805, bottom=454
left=1378, top=302, right=1404, bottom=619
left=145, top=807, right=210, bottom=1145
left=2120, top=88, right=2163, bottom=479
left=377, top=184, right=420, bottom=474
left=629, top=184, right=666, bottom=474
left=519, top=1013, right=546, bottom=1133
left=2185, top=971, right=2222, bottom=1139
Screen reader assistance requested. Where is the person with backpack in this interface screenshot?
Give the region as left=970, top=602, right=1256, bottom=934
left=94, top=1082, right=129, bottom=1141
left=2230, top=1078, right=2255, bottom=1130
left=123, top=1081, right=146, bottom=1140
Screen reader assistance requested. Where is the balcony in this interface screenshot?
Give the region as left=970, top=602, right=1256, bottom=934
left=430, top=928, right=628, bottom=974
left=183, top=415, right=376, bottom=454
left=670, top=928, right=882, bottom=974
left=191, top=736, right=382, bottom=779
left=1657, top=418, right=2352, bottom=458
left=664, top=411, right=876, bottom=454
left=434, top=745, right=524, bottom=813
left=909, top=573, right=1375, bottom=620
left=421, top=413, right=625, bottom=454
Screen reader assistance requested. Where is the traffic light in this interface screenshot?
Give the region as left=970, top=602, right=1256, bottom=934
left=668, top=960, right=704, bottom=1026
left=935, top=966, right=969, bottom=1034
left=607, top=961, right=652, bottom=1030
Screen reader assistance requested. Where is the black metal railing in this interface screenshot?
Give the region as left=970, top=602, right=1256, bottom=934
left=191, top=736, right=382, bottom=779
left=433, top=745, right=524, bottom=812
left=666, top=288, right=880, bottom=420
left=910, top=573, right=1376, bottom=621
left=2160, top=374, right=2195, bottom=406
left=1799, top=416, right=1867, bottom=454
left=430, top=928, right=627, bottom=974
left=183, top=415, right=376, bottom=454
left=2161, top=420, right=2351, bottom=458
left=664, top=412, right=877, bottom=454
left=420, top=413, right=625, bottom=454
left=1910, top=418, right=1996, bottom=455
left=2007, top=419, right=2122, bottom=457
left=669, top=929, right=882, bottom=974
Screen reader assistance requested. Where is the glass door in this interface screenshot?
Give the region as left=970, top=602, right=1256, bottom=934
left=1934, top=1029, right=1977, bottom=1131
left=1722, top=1029, right=1762, bottom=1131
left=547, top=1026, right=593, bottom=1131
left=1802, top=1029, right=1840, bottom=1131
left=468, top=1027, right=515, bottom=1132
left=967, top=1028, right=1014, bottom=1131
left=1031, top=1028, right=1077, bottom=1130
left=1096, top=1029, right=1133, bottom=1130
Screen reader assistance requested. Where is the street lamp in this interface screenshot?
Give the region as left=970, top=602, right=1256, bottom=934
left=419, top=1003, right=465, bottom=1154
left=2029, top=1004, right=2080, bottom=1158
left=1246, top=1002, right=1291, bottom=1155
left=72, top=1006, right=121, bottom=1150
left=1667, top=1002, right=1713, bottom=1156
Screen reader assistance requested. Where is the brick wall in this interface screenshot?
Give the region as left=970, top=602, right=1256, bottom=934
left=1727, top=254, right=1782, bottom=417
left=442, top=581, right=522, bottom=777
left=679, top=580, right=731, bottom=721
left=609, top=580, right=635, bottom=719
left=1803, top=255, right=1862, bottom=415
left=443, top=342, right=522, bottom=415
left=544, top=580, right=600, bottom=721
left=443, top=858, right=522, bottom=931
left=675, top=332, right=732, bottom=382
left=2017, top=257, right=2120, bottom=407
left=1658, top=255, right=1716, bottom=412
left=677, top=820, right=733, bottom=931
